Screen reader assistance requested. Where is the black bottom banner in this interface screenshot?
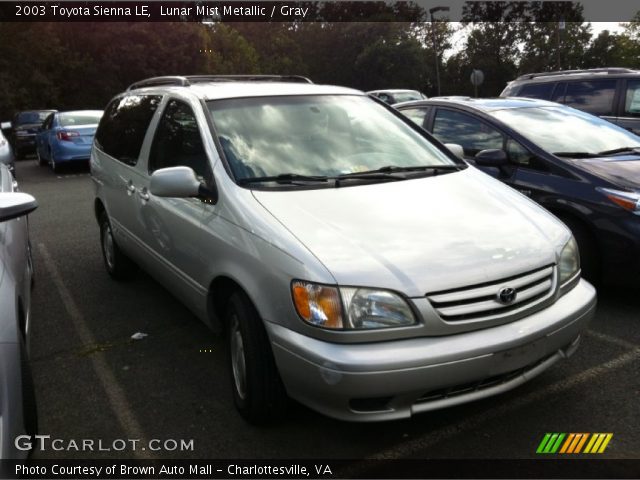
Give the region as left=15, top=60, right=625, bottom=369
left=2, top=459, right=639, bottom=479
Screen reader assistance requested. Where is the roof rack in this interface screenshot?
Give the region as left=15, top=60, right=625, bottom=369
left=127, top=75, right=313, bottom=91
left=515, top=68, right=638, bottom=81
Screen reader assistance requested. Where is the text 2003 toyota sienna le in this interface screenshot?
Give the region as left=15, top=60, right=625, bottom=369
left=90, top=76, right=596, bottom=423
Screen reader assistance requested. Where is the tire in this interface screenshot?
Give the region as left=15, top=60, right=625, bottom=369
left=50, top=152, right=60, bottom=173
left=558, top=214, right=600, bottom=285
left=226, top=291, right=287, bottom=424
left=36, top=148, right=47, bottom=166
left=99, top=212, right=135, bottom=280
left=19, top=338, right=38, bottom=437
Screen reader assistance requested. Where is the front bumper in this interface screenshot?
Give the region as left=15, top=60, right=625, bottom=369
left=268, top=279, right=596, bottom=421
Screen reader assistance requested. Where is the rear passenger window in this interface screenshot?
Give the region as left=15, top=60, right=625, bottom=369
left=518, top=83, right=555, bottom=100
left=95, top=95, right=162, bottom=166
left=433, top=109, right=504, bottom=157
left=564, top=80, right=616, bottom=116
left=149, top=99, right=209, bottom=180
left=624, top=80, right=640, bottom=117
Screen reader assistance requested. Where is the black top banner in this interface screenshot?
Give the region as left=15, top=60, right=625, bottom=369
left=1, top=1, right=639, bottom=23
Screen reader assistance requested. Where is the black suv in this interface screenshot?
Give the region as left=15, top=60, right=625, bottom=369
left=500, top=68, right=640, bottom=134
left=11, top=110, right=56, bottom=159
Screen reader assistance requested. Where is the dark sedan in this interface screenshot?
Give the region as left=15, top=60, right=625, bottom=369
left=397, top=97, right=640, bottom=286
left=11, top=110, right=56, bottom=160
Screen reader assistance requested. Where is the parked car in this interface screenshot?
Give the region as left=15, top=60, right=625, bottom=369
left=36, top=110, right=103, bottom=172
left=91, top=76, right=595, bottom=423
left=397, top=96, right=640, bottom=286
left=11, top=110, right=56, bottom=160
left=367, top=89, right=427, bottom=105
left=500, top=68, right=640, bottom=134
left=0, top=130, right=15, bottom=178
left=0, top=163, right=38, bottom=457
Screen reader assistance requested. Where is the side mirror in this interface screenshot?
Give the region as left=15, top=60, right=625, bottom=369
left=474, top=149, right=508, bottom=167
left=0, top=192, right=38, bottom=222
left=444, top=143, right=464, bottom=159
left=149, top=166, right=218, bottom=203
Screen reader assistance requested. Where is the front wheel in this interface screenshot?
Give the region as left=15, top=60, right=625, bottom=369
left=99, top=213, right=135, bottom=280
left=226, top=292, right=287, bottom=424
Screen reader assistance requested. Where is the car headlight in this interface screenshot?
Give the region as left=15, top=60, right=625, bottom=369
left=597, top=187, right=640, bottom=215
left=558, top=236, right=580, bottom=285
left=291, top=281, right=416, bottom=330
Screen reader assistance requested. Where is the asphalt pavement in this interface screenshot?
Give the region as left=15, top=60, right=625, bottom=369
left=14, top=158, right=640, bottom=467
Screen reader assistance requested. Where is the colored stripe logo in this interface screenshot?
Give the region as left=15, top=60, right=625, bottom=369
left=536, top=433, right=613, bottom=454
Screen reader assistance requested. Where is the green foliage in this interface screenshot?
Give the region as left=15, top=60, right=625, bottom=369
left=4, top=14, right=640, bottom=119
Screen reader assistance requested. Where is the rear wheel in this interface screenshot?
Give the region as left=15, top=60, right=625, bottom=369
left=226, top=291, right=287, bottom=424
left=99, top=212, right=135, bottom=280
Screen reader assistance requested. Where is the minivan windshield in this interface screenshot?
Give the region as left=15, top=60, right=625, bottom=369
left=489, top=106, right=640, bottom=155
left=208, top=95, right=458, bottom=185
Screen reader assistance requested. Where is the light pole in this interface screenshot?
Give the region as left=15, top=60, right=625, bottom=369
left=429, top=6, right=450, bottom=97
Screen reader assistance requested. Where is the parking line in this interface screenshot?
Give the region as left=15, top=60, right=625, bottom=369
left=368, top=346, right=640, bottom=460
left=586, top=329, right=638, bottom=350
left=38, top=243, right=155, bottom=459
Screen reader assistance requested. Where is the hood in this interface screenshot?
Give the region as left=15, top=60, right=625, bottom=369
left=576, top=155, right=640, bottom=190
left=252, top=168, right=569, bottom=297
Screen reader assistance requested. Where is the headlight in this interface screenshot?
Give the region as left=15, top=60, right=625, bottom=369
left=291, top=281, right=416, bottom=330
left=558, top=236, right=580, bottom=285
left=597, top=187, right=640, bottom=215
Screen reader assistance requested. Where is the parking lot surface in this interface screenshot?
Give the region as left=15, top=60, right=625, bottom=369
left=15, top=159, right=639, bottom=463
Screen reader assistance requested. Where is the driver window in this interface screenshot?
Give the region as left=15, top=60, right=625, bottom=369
left=149, top=99, right=209, bottom=180
left=432, top=109, right=504, bottom=157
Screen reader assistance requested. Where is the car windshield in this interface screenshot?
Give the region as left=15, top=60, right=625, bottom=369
left=59, top=111, right=103, bottom=127
left=489, top=106, right=640, bottom=155
left=207, top=95, right=455, bottom=184
left=16, top=111, right=53, bottom=125
left=393, top=91, right=424, bottom=103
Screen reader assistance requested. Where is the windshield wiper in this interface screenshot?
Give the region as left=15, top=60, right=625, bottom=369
left=596, top=146, right=640, bottom=156
left=337, top=164, right=462, bottom=177
left=552, top=152, right=601, bottom=158
left=237, top=173, right=329, bottom=185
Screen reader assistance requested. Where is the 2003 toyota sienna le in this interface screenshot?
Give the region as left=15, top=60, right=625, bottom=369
left=90, top=75, right=596, bottom=423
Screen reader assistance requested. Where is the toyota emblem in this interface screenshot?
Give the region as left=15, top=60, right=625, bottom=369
left=497, top=287, right=517, bottom=305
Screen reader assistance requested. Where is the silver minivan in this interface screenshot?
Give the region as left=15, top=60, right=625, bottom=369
left=91, top=76, right=596, bottom=423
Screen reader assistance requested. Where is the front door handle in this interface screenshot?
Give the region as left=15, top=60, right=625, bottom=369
left=126, top=180, right=136, bottom=195
left=138, top=188, right=150, bottom=202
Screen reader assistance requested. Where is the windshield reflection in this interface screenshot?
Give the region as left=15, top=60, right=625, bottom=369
left=490, top=106, right=640, bottom=155
left=208, top=95, right=454, bottom=182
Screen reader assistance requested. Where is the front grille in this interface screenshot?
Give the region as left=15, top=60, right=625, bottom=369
left=426, top=265, right=555, bottom=322
left=415, top=354, right=553, bottom=404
